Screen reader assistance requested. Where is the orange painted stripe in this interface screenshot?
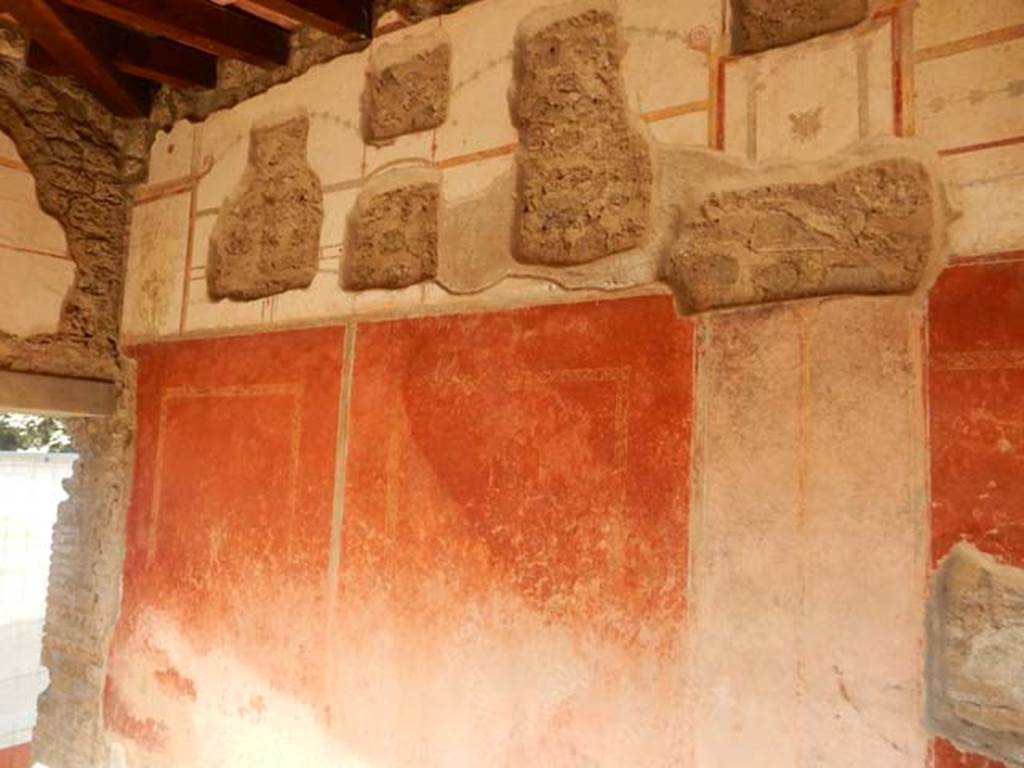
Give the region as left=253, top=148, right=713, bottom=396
left=713, top=56, right=729, bottom=151
left=435, top=142, right=517, bottom=170
left=641, top=100, right=709, bottom=123
left=916, top=23, right=1024, bottom=63
left=134, top=156, right=214, bottom=206
left=134, top=175, right=194, bottom=205
left=0, top=155, right=29, bottom=173
left=179, top=130, right=204, bottom=334
left=891, top=10, right=905, bottom=137
left=939, top=134, right=1024, bottom=157
left=0, top=241, right=72, bottom=261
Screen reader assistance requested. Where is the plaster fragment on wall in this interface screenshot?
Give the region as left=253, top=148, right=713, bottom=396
left=346, top=167, right=439, bottom=290
left=207, top=114, right=323, bottom=301
left=729, top=0, right=869, bottom=54
left=663, top=157, right=936, bottom=313
left=513, top=0, right=652, bottom=266
left=929, top=543, right=1024, bottom=768
left=363, top=27, right=451, bottom=142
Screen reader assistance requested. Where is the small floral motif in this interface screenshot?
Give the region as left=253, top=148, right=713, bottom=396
left=788, top=106, right=824, bottom=143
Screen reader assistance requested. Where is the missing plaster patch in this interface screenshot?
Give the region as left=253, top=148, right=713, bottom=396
left=512, top=0, right=652, bottom=266
left=207, top=114, right=323, bottom=302
left=729, top=0, right=869, bottom=54
left=662, top=156, right=936, bottom=313
left=928, top=544, right=1024, bottom=768
left=345, top=166, right=439, bottom=290
left=363, top=27, right=451, bottom=143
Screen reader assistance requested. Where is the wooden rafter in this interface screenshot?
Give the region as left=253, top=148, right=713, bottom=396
left=29, top=29, right=218, bottom=90
left=241, top=0, right=372, bottom=40
left=58, top=0, right=291, bottom=67
left=209, top=0, right=301, bottom=31
left=5, top=0, right=150, bottom=116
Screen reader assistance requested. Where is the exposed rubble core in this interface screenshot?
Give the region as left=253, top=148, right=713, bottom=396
left=0, top=58, right=149, bottom=381
left=33, top=370, right=136, bottom=768
left=512, top=1, right=652, bottom=266
left=208, top=114, right=323, bottom=301
left=928, top=544, right=1024, bottom=768
left=663, top=157, right=936, bottom=313
left=729, top=0, right=869, bottom=54
left=364, top=27, right=451, bottom=142
left=346, top=167, right=440, bottom=290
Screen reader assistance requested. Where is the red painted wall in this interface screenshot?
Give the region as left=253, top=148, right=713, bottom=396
left=928, top=255, right=1024, bottom=768
left=105, top=297, right=694, bottom=766
left=107, top=326, right=346, bottom=764
left=0, top=743, right=30, bottom=768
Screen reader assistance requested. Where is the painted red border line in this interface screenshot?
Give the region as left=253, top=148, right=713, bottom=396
left=714, top=56, right=729, bottom=151
left=890, top=9, right=905, bottom=137
left=949, top=249, right=1024, bottom=267
left=916, top=23, right=1024, bottom=63
left=0, top=241, right=72, bottom=261
left=0, top=155, right=29, bottom=173
left=939, top=134, right=1024, bottom=157
left=642, top=100, right=709, bottom=124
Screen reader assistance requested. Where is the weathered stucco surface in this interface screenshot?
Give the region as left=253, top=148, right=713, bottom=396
left=730, top=0, right=869, bottom=54
left=663, top=156, right=938, bottom=312
left=364, top=27, right=450, bottom=142
left=0, top=0, right=1019, bottom=766
left=208, top=115, right=323, bottom=301
left=346, top=167, right=439, bottom=290
left=512, top=1, right=652, bottom=265
left=690, top=297, right=928, bottom=767
left=0, top=130, right=74, bottom=337
left=929, top=544, right=1024, bottom=767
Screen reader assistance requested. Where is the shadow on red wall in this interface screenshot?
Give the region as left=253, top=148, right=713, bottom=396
left=105, top=297, right=695, bottom=767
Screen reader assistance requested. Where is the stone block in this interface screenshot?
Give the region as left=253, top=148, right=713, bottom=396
left=513, top=0, right=652, bottom=265
left=207, top=114, right=323, bottom=301
left=730, top=0, right=868, bottom=54
left=363, top=27, right=451, bottom=142
left=928, top=543, right=1024, bottom=767
left=346, top=167, right=439, bottom=290
left=663, top=156, right=936, bottom=313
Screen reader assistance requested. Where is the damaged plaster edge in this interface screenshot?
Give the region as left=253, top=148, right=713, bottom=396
left=0, top=55, right=156, bottom=382
left=508, top=0, right=632, bottom=135
left=926, top=543, right=1024, bottom=768
left=655, top=135, right=956, bottom=317
left=514, top=0, right=622, bottom=43
left=361, top=163, right=440, bottom=195
left=31, top=355, right=138, bottom=767
left=727, top=0, right=873, bottom=56
left=368, top=23, right=451, bottom=72
left=121, top=281, right=672, bottom=348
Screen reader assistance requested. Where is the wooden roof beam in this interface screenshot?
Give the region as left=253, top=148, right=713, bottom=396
left=58, top=0, right=291, bottom=67
left=5, top=0, right=150, bottom=116
left=242, top=0, right=372, bottom=41
left=29, top=31, right=218, bottom=90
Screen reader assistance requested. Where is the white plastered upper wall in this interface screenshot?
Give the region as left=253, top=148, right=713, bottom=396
left=120, top=0, right=1024, bottom=343
left=0, top=131, right=73, bottom=337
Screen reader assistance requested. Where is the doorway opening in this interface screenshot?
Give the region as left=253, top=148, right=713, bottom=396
left=0, top=413, right=74, bottom=768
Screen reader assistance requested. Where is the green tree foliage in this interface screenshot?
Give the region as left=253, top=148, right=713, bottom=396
left=0, top=413, right=73, bottom=453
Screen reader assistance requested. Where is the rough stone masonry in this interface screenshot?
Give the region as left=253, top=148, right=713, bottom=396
left=729, top=0, right=869, bottom=54
left=929, top=544, right=1024, bottom=767
left=363, top=26, right=451, bottom=142
left=347, top=166, right=440, bottom=290
left=513, top=0, right=652, bottom=266
left=208, top=114, right=324, bottom=301
left=662, top=156, right=937, bottom=313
